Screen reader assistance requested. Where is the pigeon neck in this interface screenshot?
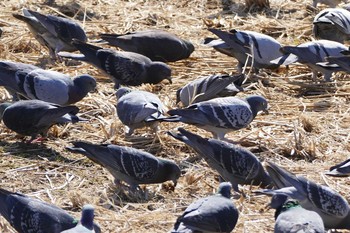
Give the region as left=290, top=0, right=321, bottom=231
left=274, top=200, right=300, bottom=219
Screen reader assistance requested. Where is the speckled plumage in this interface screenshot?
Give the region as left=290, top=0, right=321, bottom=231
left=168, top=128, right=273, bottom=191
left=0, top=61, right=96, bottom=105
left=99, top=29, right=194, bottom=62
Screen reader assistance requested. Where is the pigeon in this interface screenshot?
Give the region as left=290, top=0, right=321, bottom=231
left=59, top=40, right=172, bottom=88
left=325, top=158, right=350, bottom=177
left=0, top=100, right=86, bottom=142
left=167, top=95, right=268, bottom=140
left=257, top=161, right=350, bottom=230
left=268, top=196, right=325, bottom=233
left=202, top=37, right=237, bottom=58
left=0, top=188, right=100, bottom=233
left=67, top=141, right=181, bottom=189
left=99, top=29, right=195, bottom=62
left=176, top=74, right=245, bottom=107
left=313, top=8, right=350, bottom=43
left=13, top=9, right=87, bottom=60
left=271, top=40, right=348, bottom=81
left=0, top=61, right=96, bottom=105
left=171, top=182, right=239, bottom=233
left=61, top=205, right=97, bottom=233
left=167, top=128, right=273, bottom=191
left=116, top=87, right=178, bottom=136
left=207, top=28, right=283, bottom=73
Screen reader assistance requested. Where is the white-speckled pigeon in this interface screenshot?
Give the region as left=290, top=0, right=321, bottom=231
left=167, top=128, right=273, bottom=191
left=271, top=40, right=347, bottom=81
left=0, top=100, right=86, bottom=141
left=326, top=158, right=350, bottom=177
left=0, top=61, right=96, bottom=105
left=171, top=182, right=239, bottom=233
left=257, top=161, right=350, bottom=230
left=313, top=8, right=350, bottom=43
left=67, top=141, right=181, bottom=189
left=116, top=87, right=178, bottom=136
left=167, top=95, right=268, bottom=140
left=61, top=205, right=97, bottom=233
left=59, top=40, right=172, bottom=88
left=13, top=9, right=87, bottom=60
left=207, top=28, right=283, bottom=73
left=176, top=74, right=245, bottom=107
left=99, top=29, right=194, bottom=62
left=0, top=188, right=100, bottom=233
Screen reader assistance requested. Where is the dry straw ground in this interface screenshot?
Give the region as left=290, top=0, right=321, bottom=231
left=0, top=0, right=350, bottom=232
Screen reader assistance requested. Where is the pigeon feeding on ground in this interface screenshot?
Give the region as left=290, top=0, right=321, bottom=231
left=116, top=87, right=178, bottom=136
left=325, top=158, right=350, bottom=176
left=167, top=128, right=273, bottom=191
left=257, top=161, right=350, bottom=230
left=271, top=40, right=347, bottom=81
left=67, top=141, right=181, bottom=190
left=61, top=205, right=97, bottom=233
left=0, top=61, right=96, bottom=105
left=0, top=100, right=86, bottom=142
left=207, top=28, right=283, bottom=73
left=0, top=188, right=100, bottom=233
left=99, top=29, right=194, bottom=62
left=313, top=8, right=350, bottom=43
left=59, top=40, right=172, bottom=88
left=176, top=74, right=245, bottom=107
left=171, top=182, right=239, bottom=233
left=13, top=9, right=87, bottom=60
left=167, top=95, right=268, bottom=140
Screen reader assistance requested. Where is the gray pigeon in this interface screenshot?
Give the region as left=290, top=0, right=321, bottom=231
left=257, top=161, right=350, bottom=230
left=59, top=40, right=172, bottom=88
left=0, top=100, right=86, bottom=142
left=202, top=37, right=237, bottom=58
left=207, top=28, right=283, bottom=73
left=0, top=188, right=100, bottom=233
left=171, top=182, right=239, bottom=233
left=99, top=29, right=194, bottom=62
left=167, top=128, right=273, bottom=191
left=13, top=9, right=87, bottom=60
left=270, top=40, right=347, bottom=81
left=0, top=61, right=96, bottom=105
left=167, top=95, right=268, bottom=140
left=313, top=8, right=350, bottom=43
left=176, top=74, right=245, bottom=107
left=67, top=141, right=181, bottom=189
left=116, top=87, right=178, bottom=136
left=325, top=158, right=350, bottom=177
left=61, top=205, right=97, bottom=233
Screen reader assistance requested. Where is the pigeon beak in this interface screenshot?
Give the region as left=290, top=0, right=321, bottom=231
left=168, top=78, right=173, bottom=84
left=263, top=109, right=269, bottom=115
left=173, top=179, right=178, bottom=187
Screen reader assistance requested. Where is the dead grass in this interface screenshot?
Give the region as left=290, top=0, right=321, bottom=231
left=0, top=0, right=350, bottom=232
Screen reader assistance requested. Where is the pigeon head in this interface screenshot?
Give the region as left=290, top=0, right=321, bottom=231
left=73, top=74, right=97, bottom=93
left=175, top=88, right=182, bottom=104
left=115, top=87, right=132, bottom=99
left=246, top=95, right=269, bottom=117
left=184, top=40, right=195, bottom=56
left=80, top=204, right=95, bottom=230
left=148, top=62, right=172, bottom=84
left=217, top=182, right=232, bottom=198
left=161, top=160, right=181, bottom=186
left=0, top=102, right=12, bottom=121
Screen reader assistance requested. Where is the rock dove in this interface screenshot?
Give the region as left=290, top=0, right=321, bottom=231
left=116, top=87, right=178, bottom=136
left=0, top=188, right=100, bottom=233
left=99, top=29, right=195, bottom=62
left=0, top=100, right=86, bottom=142
left=0, top=61, right=96, bottom=105
left=257, top=161, right=350, bottom=230
left=271, top=40, right=347, bottom=81
left=313, top=8, right=350, bottom=43
left=67, top=141, right=181, bottom=189
left=167, top=128, right=273, bottom=191
left=61, top=205, right=97, bottom=233
left=176, top=74, right=245, bottom=107
left=59, top=40, right=172, bottom=88
left=268, top=196, right=325, bottom=233
left=13, top=9, right=87, bottom=60
left=207, top=28, right=283, bottom=73
left=171, top=182, right=239, bottom=233
left=326, top=158, right=350, bottom=177
left=202, top=37, right=237, bottom=58
left=167, top=95, right=268, bottom=140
